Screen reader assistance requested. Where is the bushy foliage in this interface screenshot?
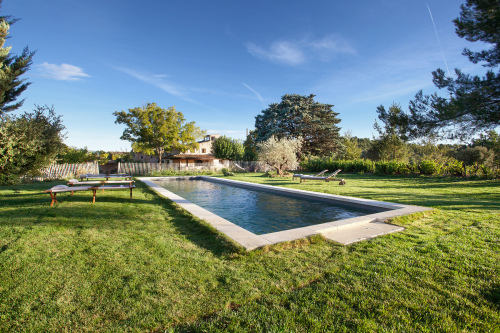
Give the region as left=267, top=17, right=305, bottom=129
left=418, top=160, right=442, bottom=175
left=254, top=94, right=342, bottom=156
left=57, top=146, right=109, bottom=165
left=455, top=146, right=495, bottom=175
left=0, top=105, right=65, bottom=184
left=243, top=130, right=258, bottom=161
left=212, top=135, right=244, bottom=160
left=114, top=103, right=205, bottom=163
left=300, top=156, right=498, bottom=178
left=338, top=130, right=362, bottom=160
left=257, top=136, right=302, bottom=176
left=0, top=8, right=34, bottom=114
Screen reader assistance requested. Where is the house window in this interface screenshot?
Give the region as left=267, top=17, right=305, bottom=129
left=202, top=148, right=206, bottom=153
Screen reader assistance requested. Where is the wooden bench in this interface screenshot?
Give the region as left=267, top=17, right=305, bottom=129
left=44, top=184, right=136, bottom=206
left=44, top=185, right=92, bottom=207
left=90, top=185, right=135, bottom=203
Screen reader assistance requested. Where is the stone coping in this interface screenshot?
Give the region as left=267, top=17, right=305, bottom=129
left=138, top=176, right=431, bottom=250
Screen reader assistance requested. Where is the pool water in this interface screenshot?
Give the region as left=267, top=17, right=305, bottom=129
left=154, top=178, right=383, bottom=235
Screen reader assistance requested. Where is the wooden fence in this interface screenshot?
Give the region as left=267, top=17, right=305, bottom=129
left=28, top=162, right=99, bottom=181
left=116, top=161, right=270, bottom=175
left=28, top=160, right=271, bottom=180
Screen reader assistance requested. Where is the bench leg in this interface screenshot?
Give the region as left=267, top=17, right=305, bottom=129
left=92, top=189, right=96, bottom=203
left=49, top=192, right=57, bottom=206
left=130, top=187, right=133, bottom=202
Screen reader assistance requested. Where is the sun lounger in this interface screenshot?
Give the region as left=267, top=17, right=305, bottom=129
left=300, top=169, right=345, bottom=184
left=293, top=169, right=328, bottom=181
left=44, top=185, right=92, bottom=206
left=91, top=185, right=135, bottom=203
left=79, top=173, right=132, bottom=181
left=69, top=179, right=135, bottom=193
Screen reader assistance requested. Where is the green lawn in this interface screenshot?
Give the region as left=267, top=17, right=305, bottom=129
left=0, top=173, right=499, bottom=332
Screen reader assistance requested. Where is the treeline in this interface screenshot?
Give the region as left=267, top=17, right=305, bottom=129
left=56, top=146, right=135, bottom=164
left=300, top=130, right=500, bottom=177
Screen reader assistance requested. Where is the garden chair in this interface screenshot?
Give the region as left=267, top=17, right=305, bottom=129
left=293, top=169, right=328, bottom=181
left=300, top=169, right=345, bottom=185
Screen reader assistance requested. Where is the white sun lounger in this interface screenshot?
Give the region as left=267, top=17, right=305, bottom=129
left=300, top=169, right=345, bottom=184
left=293, top=169, right=328, bottom=181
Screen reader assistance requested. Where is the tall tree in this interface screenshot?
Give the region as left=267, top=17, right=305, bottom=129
left=368, top=103, right=409, bottom=161
left=406, top=0, right=500, bottom=140
left=212, top=135, right=244, bottom=160
left=0, top=2, right=34, bottom=114
left=339, top=130, right=362, bottom=160
left=113, top=103, right=205, bottom=164
left=254, top=94, right=342, bottom=156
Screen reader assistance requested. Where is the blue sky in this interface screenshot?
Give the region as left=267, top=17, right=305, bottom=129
left=3, top=0, right=485, bottom=151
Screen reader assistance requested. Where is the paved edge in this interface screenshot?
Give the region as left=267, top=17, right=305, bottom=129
left=138, top=176, right=432, bottom=250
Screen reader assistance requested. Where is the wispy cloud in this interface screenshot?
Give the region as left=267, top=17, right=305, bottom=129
left=115, top=66, right=184, bottom=97
left=246, top=34, right=355, bottom=66
left=113, top=66, right=232, bottom=113
left=242, top=83, right=264, bottom=103
left=37, top=62, right=90, bottom=81
left=246, top=41, right=305, bottom=65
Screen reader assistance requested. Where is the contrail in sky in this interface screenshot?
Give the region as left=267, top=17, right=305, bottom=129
left=427, top=3, right=451, bottom=76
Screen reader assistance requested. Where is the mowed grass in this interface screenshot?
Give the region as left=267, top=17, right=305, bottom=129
left=0, top=173, right=499, bottom=332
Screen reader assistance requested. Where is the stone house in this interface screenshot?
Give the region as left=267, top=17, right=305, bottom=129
left=131, top=134, right=227, bottom=169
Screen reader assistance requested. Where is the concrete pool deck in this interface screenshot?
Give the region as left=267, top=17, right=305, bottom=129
left=138, top=176, right=431, bottom=250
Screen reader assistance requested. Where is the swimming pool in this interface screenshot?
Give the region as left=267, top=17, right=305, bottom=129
left=151, top=178, right=386, bottom=235
left=139, top=176, right=430, bottom=250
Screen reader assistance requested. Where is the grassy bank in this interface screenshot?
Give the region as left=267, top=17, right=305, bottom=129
left=0, top=174, right=499, bottom=332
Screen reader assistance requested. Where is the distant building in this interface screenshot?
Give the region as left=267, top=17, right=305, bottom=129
left=133, top=152, right=158, bottom=163
left=170, top=134, right=220, bottom=155
left=130, top=134, right=227, bottom=168
left=166, top=134, right=223, bottom=167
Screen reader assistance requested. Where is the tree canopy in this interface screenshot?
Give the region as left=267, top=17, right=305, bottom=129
left=0, top=105, right=65, bottom=184
left=404, top=0, right=500, bottom=140
left=113, top=103, right=205, bottom=163
left=254, top=94, right=342, bottom=156
left=212, top=135, right=244, bottom=160
left=367, top=104, right=410, bottom=161
left=257, top=136, right=302, bottom=176
left=0, top=2, right=34, bottom=114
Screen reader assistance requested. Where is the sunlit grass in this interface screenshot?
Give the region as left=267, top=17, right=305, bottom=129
left=0, top=173, right=499, bottom=332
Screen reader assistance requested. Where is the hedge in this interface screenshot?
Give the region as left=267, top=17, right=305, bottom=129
left=300, top=158, right=498, bottom=177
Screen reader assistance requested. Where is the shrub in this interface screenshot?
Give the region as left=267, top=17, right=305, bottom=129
left=444, top=159, right=464, bottom=176
left=419, top=160, right=441, bottom=175
left=0, top=105, right=65, bottom=185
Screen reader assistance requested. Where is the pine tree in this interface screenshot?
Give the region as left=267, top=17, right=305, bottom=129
left=406, top=0, right=500, bottom=140
left=0, top=2, right=34, bottom=114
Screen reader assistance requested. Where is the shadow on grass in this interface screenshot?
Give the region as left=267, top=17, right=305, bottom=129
left=133, top=183, right=244, bottom=256
left=0, top=181, right=241, bottom=257
left=483, top=283, right=500, bottom=310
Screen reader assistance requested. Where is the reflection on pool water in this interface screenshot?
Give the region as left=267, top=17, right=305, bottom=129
left=153, top=178, right=384, bottom=235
